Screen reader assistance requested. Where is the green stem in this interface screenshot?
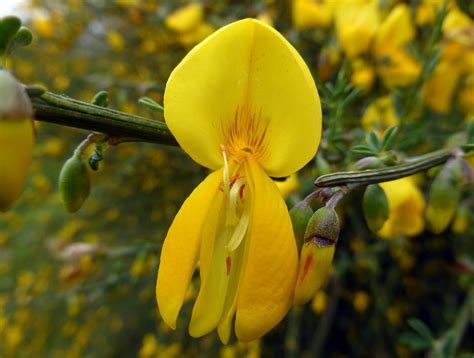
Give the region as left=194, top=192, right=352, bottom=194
left=315, top=149, right=454, bottom=187
left=29, top=89, right=178, bottom=146
left=431, top=286, right=474, bottom=357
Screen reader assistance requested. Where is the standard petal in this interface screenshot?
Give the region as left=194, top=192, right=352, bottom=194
left=164, top=19, right=255, bottom=170
left=235, top=158, right=298, bottom=342
left=156, top=169, right=222, bottom=329
left=244, top=20, right=321, bottom=177
left=164, top=19, right=321, bottom=176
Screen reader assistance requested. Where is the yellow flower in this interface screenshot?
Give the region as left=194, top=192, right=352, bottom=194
left=423, top=60, right=461, bottom=114
left=335, top=1, right=379, bottom=59
left=372, top=4, right=421, bottom=87
left=275, top=174, right=300, bottom=199
left=176, top=23, right=215, bottom=47
left=165, top=4, right=204, bottom=34
left=424, top=8, right=473, bottom=114
left=292, top=0, right=333, bottom=30
left=0, top=70, right=35, bottom=210
left=165, top=4, right=215, bottom=47
left=377, top=177, right=425, bottom=239
left=156, top=19, right=321, bottom=343
left=361, top=96, right=399, bottom=134
left=350, top=58, right=375, bottom=92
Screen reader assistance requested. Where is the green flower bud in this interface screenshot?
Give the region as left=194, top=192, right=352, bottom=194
left=59, top=153, right=91, bottom=213
left=426, top=160, right=461, bottom=234
left=363, top=184, right=389, bottom=232
left=294, top=207, right=340, bottom=305
left=289, top=201, right=313, bottom=253
left=304, top=206, right=340, bottom=245
left=0, top=16, right=21, bottom=57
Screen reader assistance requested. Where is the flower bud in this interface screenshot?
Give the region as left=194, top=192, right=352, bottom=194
left=59, top=153, right=91, bottom=213
left=363, top=184, right=389, bottom=232
left=294, top=207, right=339, bottom=306
left=289, top=201, right=313, bottom=253
left=0, top=69, right=34, bottom=210
left=354, top=156, right=385, bottom=170
left=426, top=160, right=461, bottom=234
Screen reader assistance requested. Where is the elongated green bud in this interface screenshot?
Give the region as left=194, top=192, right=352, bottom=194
left=426, top=159, right=461, bottom=234
left=289, top=201, right=313, bottom=253
left=0, top=69, right=34, bottom=211
left=294, top=207, right=339, bottom=306
left=59, top=153, right=91, bottom=213
left=363, top=184, right=389, bottom=232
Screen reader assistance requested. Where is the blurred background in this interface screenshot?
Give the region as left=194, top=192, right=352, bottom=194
left=0, top=0, right=473, bottom=357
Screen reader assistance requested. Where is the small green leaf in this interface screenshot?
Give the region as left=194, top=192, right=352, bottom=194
left=0, top=16, right=21, bottom=57
left=391, top=92, right=404, bottom=120
left=467, top=120, right=474, bottom=144
left=92, top=90, right=109, bottom=107
left=351, top=148, right=378, bottom=157
left=399, top=332, right=432, bottom=351
left=366, top=131, right=381, bottom=152
left=408, top=318, right=434, bottom=342
left=340, top=87, right=362, bottom=109
left=382, top=126, right=398, bottom=150
left=139, top=96, right=164, bottom=113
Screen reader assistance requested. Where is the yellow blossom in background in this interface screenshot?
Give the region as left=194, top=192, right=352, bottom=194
left=415, top=0, right=457, bottom=26
left=256, top=12, right=273, bottom=27
left=107, top=31, right=125, bottom=51
left=176, top=23, right=215, bottom=48
left=275, top=174, right=300, bottom=199
left=373, top=4, right=421, bottom=87
left=353, top=291, right=370, bottom=313
left=165, top=4, right=203, bottom=33
left=156, top=19, right=321, bottom=343
left=375, top=48, right=422, bottom=88
left=423, top=61, right=461, bottom=114
left=361, top=96, right=399, bottom=134
left=165, top=3, right=215, bottom=46
left=311, top=290, right=327, bottom=314
left=292, top=0, right=333, bottom=30
left=335, top=1, right=379, bottom=59
left=424, top=7, right=473, bottom=114
left=378, top=177, right=425, bottom=240
left=350, top=58, right=375, bottom=92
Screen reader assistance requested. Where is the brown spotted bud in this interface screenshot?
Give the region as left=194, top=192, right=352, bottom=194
left=294, top=207, right=340, bottom=306
left=363, top=184, right=389, bottom=232
left=59, top=153, right=91, bottom=213
left=0, top=69, right=35, bottom=210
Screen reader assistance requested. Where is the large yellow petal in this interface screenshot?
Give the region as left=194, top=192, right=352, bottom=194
left=156, top=169, right=222, bottom=329
left=164, top=19, right=321, bottom=177
left=0, top=119, right=34, bottom=210
left=245, top=20, right=321, bottom=177
left=235, top=158, right=298, bottom=342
